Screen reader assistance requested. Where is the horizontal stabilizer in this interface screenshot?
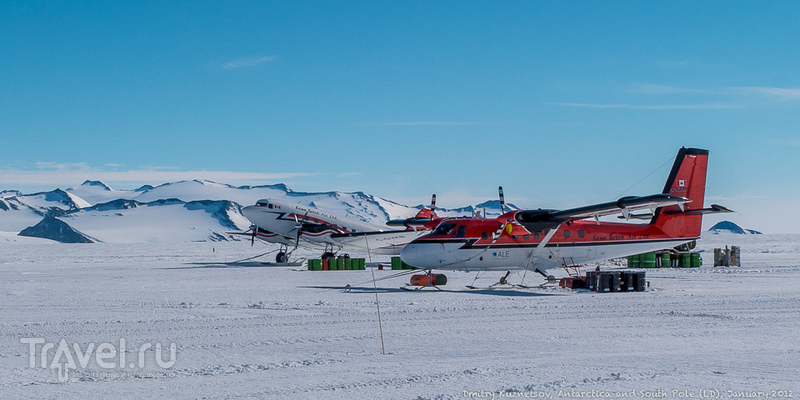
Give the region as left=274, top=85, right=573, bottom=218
left=562, top=194, right=691, bottom=220
left=387, top=217, right=434, bottom=227
left=663, top=204, right=735, bottom=216
left=516, top=194, right=691, bottom=232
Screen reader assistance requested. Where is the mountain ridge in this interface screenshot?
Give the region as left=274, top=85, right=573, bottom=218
left=1, top=180, right=511, bottom=243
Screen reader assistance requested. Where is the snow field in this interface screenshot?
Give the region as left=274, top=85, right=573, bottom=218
left=0, top=235, right=798, bottom=399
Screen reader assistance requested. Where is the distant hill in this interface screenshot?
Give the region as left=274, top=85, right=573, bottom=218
left=708, top=220, right=762, bottom=235
left=18, top=217, right=94, bottom=243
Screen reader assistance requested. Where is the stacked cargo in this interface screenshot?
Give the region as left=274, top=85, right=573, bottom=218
left=713, top=246, right=741, bottom=267
left=390, top=256, right=417, bottom=270
left=627, top=252, right=702, bottom=268
left=585, top=271, right=646, bottom=292
left=308, top=259, right=322, bottom=271
left=731, top=246, right=740, bottom=266
left=307, top=258, right=367, bottom=271
left=558, top=277, right=586, bottom=289
left=641, top=253, right=657, bottom=268
left=660, top=253, right=671, bottom=268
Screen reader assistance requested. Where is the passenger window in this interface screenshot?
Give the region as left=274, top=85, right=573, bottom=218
left=512, top=235, right=518, bottom=240
left=564, top=230, right=571, bottom=238
left=534, top=232, right=541, bottom=239
left=578, top=230, right=585, bottom=238
left=481, top=231, right=489, bottom=240
left=523, top=234, right=530, bottom=240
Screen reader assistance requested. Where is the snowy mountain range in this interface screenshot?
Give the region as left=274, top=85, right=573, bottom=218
left=1, top=180, right=516, bottom=243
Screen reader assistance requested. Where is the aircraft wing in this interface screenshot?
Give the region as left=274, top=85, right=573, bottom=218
left=515, top=194, right=691, bottom=232
left=227, top=229, right=298, bottom=247
left=329, top=230, right=427, bottom=255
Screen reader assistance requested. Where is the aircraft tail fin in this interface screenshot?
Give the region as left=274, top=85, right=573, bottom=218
left=387, top=194, right=437, bottom=228
left=413, top=194, right=437, bottom=219
left=650, top=147, right=709, bottom=238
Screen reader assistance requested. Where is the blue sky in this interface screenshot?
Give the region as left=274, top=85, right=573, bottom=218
left=1, top=1, right=799, bottom=233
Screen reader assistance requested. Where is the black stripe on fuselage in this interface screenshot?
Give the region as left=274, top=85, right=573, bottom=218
left=413, top=237, right=697, bottom=250
left=330, top=229, right=415, bottom=239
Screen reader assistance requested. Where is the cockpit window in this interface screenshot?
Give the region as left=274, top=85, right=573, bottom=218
left=432, top=223, right=457, bottom=236
left=453, top=225, right=466, bottom=238
left=256, top=200, right=269, bottom=207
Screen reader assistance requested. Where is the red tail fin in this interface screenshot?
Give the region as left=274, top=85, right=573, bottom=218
left=652, top=148, right=709, bottom=238
left=414, top=208, right=435, bottom=219
left=414, top=194, right=437, bottom=219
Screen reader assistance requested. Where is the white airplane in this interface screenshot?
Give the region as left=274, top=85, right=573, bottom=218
left=240, top=196, right=440, bottom=262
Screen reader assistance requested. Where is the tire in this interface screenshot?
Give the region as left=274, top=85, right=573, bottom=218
left=321, top=252, right=335, bottom=260
left=276, top=252, right=287, bottom=263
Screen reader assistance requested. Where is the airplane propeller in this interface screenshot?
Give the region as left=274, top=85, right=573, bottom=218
left=293, top=211, right=310, bottom=250
left=499, top=186, right=506, bottom=214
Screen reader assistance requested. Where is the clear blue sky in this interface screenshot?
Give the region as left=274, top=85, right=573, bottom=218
left=1, top=1, right=799, bottom=233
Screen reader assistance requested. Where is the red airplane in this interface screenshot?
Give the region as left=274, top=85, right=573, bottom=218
left=399, top=147, right=732, bottom=281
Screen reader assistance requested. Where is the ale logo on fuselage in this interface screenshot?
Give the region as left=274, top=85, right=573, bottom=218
left=492, top=251, right=510, bottom=258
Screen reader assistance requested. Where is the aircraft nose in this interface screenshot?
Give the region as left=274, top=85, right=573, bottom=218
left=400, top=242, right=431, bottom=268
left=242, top=205, right=272, bottom=226
left=242, top=206, right=258, bottom=221
left=399, top=243, right=418, bottom=266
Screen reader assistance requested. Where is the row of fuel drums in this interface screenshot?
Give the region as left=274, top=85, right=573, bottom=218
left=560, top=271, right=647, bottom=292
left=586, top=271, right=647, bottom=292
left=307, top=258, right=367, bottom=271
left=628, top=252, right=701, bottom=268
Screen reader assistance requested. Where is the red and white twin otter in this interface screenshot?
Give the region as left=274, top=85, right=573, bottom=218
left=399, top=147, right=732, bottom=277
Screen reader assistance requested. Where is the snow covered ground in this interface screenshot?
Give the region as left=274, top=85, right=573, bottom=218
left=1, top=233, right=798, bottom=399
